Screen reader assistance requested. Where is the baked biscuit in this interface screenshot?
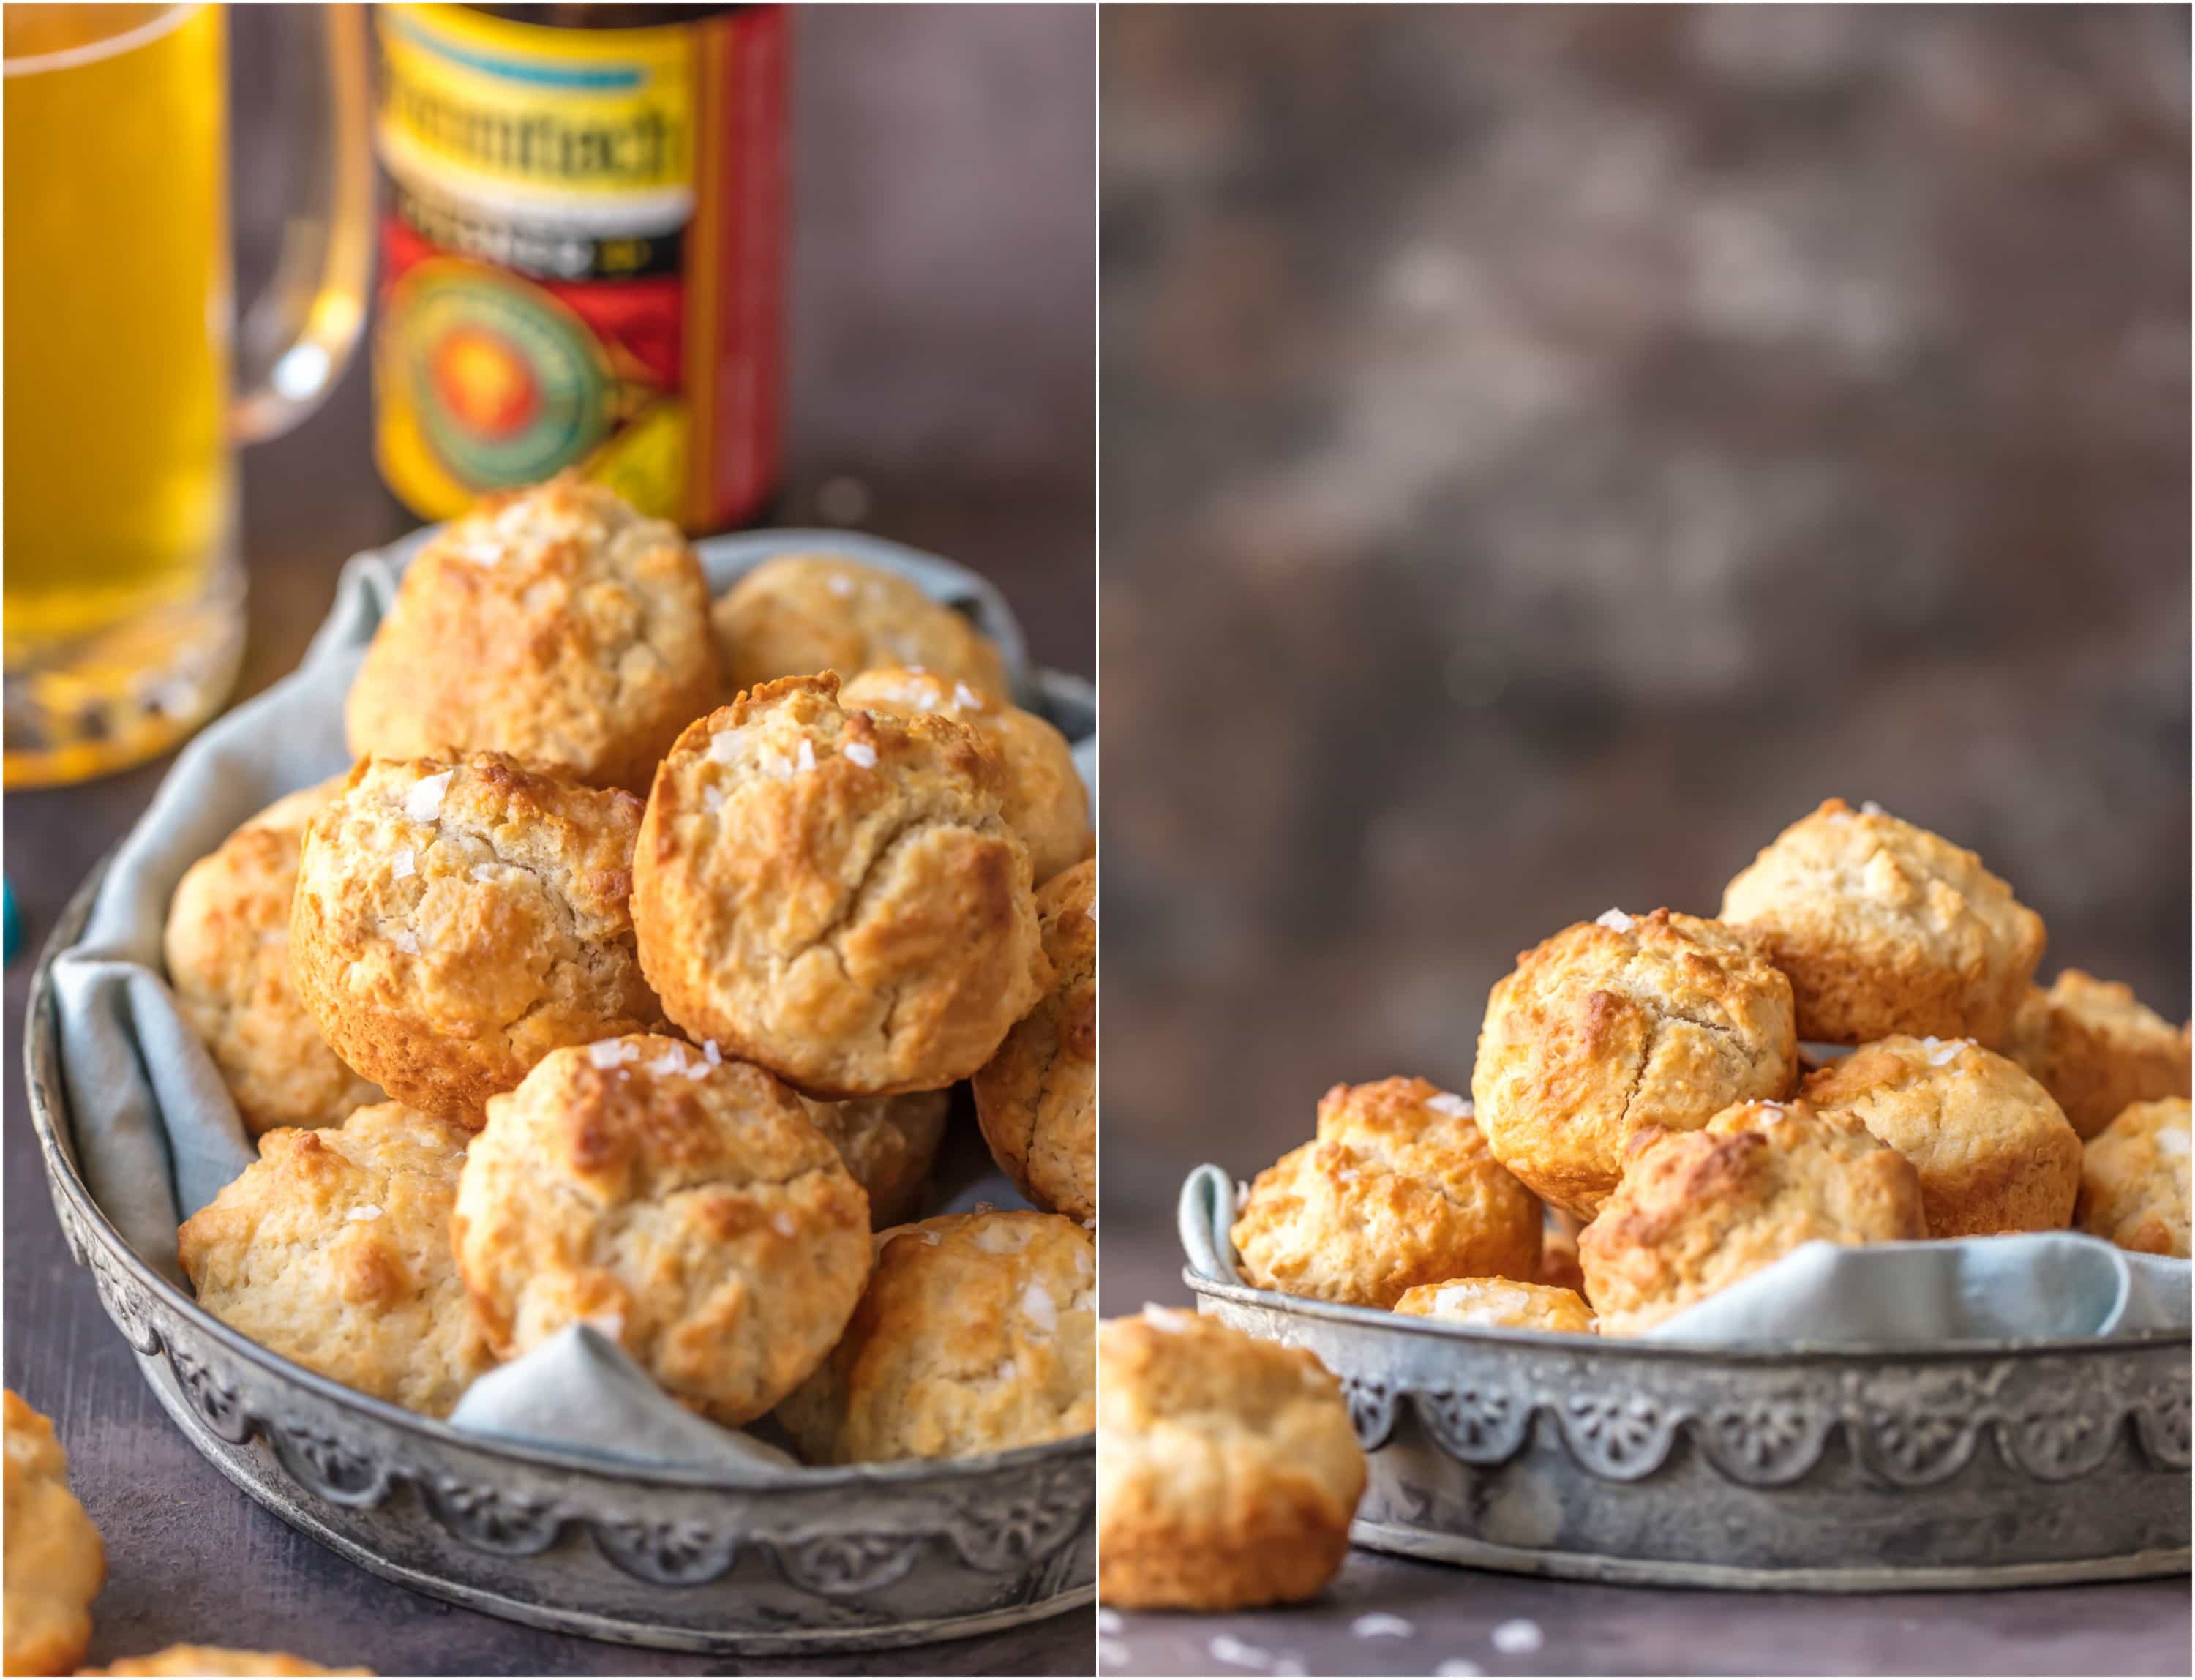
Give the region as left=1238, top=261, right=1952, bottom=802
left=4, top=1390, right=104, bottom=1679
left=345, top=476, right=718, bottom=792
left=1393, top=1277, right=1595, bottom=1334
left=1800, top=1035, right=2081, bottom=1237
left=1720, top=799, right=2046, bottom=1046
left=840, top=667, right=1089, bottom=883
left=972, top=860, right=1095, bottom=1221
left=80, top=1651, right=372, bottom=1676
left=1098, top=1307, right=1365, bottom=1611
left=290, top=751, right=658, bottom=1125
left=1580, top=1098, right=1928, bottom=1337
left=1471, top=909, right=1798, bottom=1219
left=632, top=675, right=1047, bottom=1097
left=712, top=554, right=1008, bottom=702
left=801, top=1090, right=950, bottom=1229
left=452, top=1036, right=871, bottom=1425
left=165, top=779, right=381, bottom=1136
left=177, top=1103, right=490, bottom=1416
left=1538, top=1222, right=1588, bottom=1297
left=1232, top=1078, right=1540, bottom=1308
left=776, top=1210, right=1095, bottom=1463
left=2005, top=971, right=2192, bottom=1140
left=2075, top=1097, right=2191, bottom=1259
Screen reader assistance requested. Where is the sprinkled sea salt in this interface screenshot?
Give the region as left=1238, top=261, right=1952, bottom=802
left=646, top=1046, right=693, bottom=1078
left=1490, top=1619, right=1544, bottom=1655
left=795, top=738, right=817, bottom=773
left=391, top=847, right=415, bottom=881
left=1082, top=1216, right=1096, bottom=1229
left=759, top=746, right=793, bottom=780
left=1208, top=1635, right=1272, bottom=1670
left=997, top=1358, right=1018, bottom=1381
left=843, top=741, right=877, bottom=768
left=1427, top=1092, right=1473, bottom=1118
left=1141, top=1304, right=1196, bottom=1333
left=1596, top=907, right=1634, bottom=931
left=1352, top=1613, right=1414, bottom=1639
left=588, top=1040, right=639, bottom=1069
left=1020, top=1282, right=1058, bottom=1333
left=702, top=1040, right=722, bottom=1065
left=1336, top=1168, right=1360, bottom=1184
left=971, top=1220, right=1031, bottom=1254
left=1921, top=1036, right=1965, bottom=1067
left=391, top=930, right=420, bottom=955
left=920, top=1229, right=943, bottom=1245
left=1071, top=1288, right=1095, bottom=1315
left=1434, top=1661, right=1482, bottom=1678
left=346, top=1204, right=383, bottom=1223
left=471, top=863, right=498, bottom=882
left=1098, top=1609, right=1122, bottom=1636
left=1861, top=800, right=1886, bottom=815
left=705, top=729, right=742, bottom=765
left=2158, top=1128, right=2190, bottom=1158
left=827, top=574, right=854, bottom=598
left=404, top=770, right=452, bottom=823
left=1098, top=1636, right=1130, bottom=1668
left=771, top=1212, right=799, bottom=1238
left=702, top=785, right=726, bottom=812
left=953, top=681, right=984, bottom=711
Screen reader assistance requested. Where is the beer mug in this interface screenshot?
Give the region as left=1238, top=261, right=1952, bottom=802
left=3, top=4, right=371, bottom=787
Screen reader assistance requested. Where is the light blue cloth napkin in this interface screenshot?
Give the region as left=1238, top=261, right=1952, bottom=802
left=46, top=525, right=1081, bottom=1469
left=1178, top=1163, right=2191, bottom=1344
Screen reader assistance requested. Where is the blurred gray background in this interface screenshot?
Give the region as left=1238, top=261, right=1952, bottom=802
left=1099, top=3, right=2191, bottom=1306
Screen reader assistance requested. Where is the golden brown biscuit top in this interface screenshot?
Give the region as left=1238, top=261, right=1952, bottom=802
left=1313, top=1073, right=1485, bottom=1158
left=1801, top=1034, right=2062, bottom=1120
left=5, top=1388, right=105, bottom=1680
left=299, top=751, right=647, bottom=1030
left=2081, top=1097, right=2192, bottom=1250
left=713, top=555, right=1008, bottom=699
left=2027, top=971, right=2189, bottom=1046
left=1721, top=798, right=2044, bottom=967
left=1495, top=907, right=1793, bottom=1035
left=489, top=1035, right=843, bottom=1210
left=1392, top=1277, right=1596, bottom=1333
left=1098, top=1309, right=1358, bottom=1456
left=79, top=1648, right=373, bottom=1676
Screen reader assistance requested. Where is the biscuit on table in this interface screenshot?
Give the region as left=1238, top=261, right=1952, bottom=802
left=164, top=779, right=381, bottom=1136
left=4, top=1390, right=105, bottom=1679
left=1098, top=1307, right=1365, bottom=1611
left=290, top=751, right=659, bottom=1126
left=712, top=554, right=1008, bottom=702
left=2005, top=970, right=2192, bottom=1140
left=80, top=1651, right=372, bottom=1676
left=840, top=667, right=1089, bottom=884
left=1232, top=1077, right=1540, bottom=1308
left=972, top=860, right=1095, bottom=1222
left=1580, top=1098, right=1927, bottom=1337
left=452, top=1036, right=871, bottom=1425
left=1800, top=1035, right=2081, bottom=1237
left=776, top=1210, right=1095, bottom=1464
left=1471, top=908, right=1798, bottom=1220
left=345, top=475, right=718, bottom=793
left=632, top=674, right=1048, bottom=1097
left=800, top=1090, right=950, bottom=1229
left=2075, top=1097, right=2191, bottom=1259
left=176, top=1103, right=490, bottom=1416
left=1720, top=799, right=2046, bottom=1047
left=1392, top=1276, right=1595, bottom=1333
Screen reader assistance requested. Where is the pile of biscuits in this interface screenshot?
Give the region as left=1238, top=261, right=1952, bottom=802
left=151, top=476, right=1096, bottom=1471
left=1097, top=799, right=2187, bottom=1612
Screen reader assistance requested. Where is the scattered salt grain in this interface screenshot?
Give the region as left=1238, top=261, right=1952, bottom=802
left=391, top=930, right=421, bottom=955
left=971, top=1220, right=1030, bottom=1254
left=1141, top=1304, right=1196, bottom=1332
left=1490, top=1619, right=1544, bottom=1655
left=1098, top=1638, right=1131, bottom=1669
left=1071, top=1288, right=1095, bottom=1314
left=1861, top=800, right=1886, bottom=817
left=1098, top=1609, right=1122, bottom=1636
left=1208, top=1635, right=1272, bottom=1670
left=1337, top=1168, right=1360, bottom=1183
left=827, top=574, right=854, bottom=598
left=1353, top=1613, right=1414, bottom=1640
left=702, top=785, right=726, bottom=812
left=391, top=847, right=416, bottom=881
left=470, top=863, right=498, bottom=882
left=646, top=1046, right=694, bottom=1078
left=1921, top=1037, right=1965, bottom=1067
left=843, top=741, right=877, bottom=769
left=2158, top=1129, right=2190, bottom=1158
left=1434, top=1661, right=1482, bottom=1678
left=772, top=1212, right=799, bottom=1239
left=795, top=738, right=817, bottom=773
left=705, top=729, right=742, bottom=765
left=1427, top=1092, right=1473, bottom=1118
left=346, top=1204, right=383, bottom=1223
left=1020, top=1282, right=1058, bottom=1333
left=953, top=681, right=984, bottom=711
left=404, top=770, right=452, bottom=823
left=1082, top=1217, right=1096, bottom=1229
left=920, top=1229, right=943, bottom=1245
left=997, top=1358, right=1018, bottom=1381
left=702, top=1040, right=722, bottom=1065
left=588, top=1040, right=639, bottom=1069
left=1596, top=907, right=1634, bottom=932
left=759, top=746, right=793, bottom=779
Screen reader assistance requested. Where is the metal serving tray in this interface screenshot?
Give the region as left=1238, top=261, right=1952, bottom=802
left=1179, top=1171, right=2190, bottom=1591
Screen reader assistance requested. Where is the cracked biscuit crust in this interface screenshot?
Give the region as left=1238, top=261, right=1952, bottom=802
left=4, top=1390, right=105, bottom=1679
left=177, top=1103, right=491, bottom=1416
left=776, top=1210, right=1095, bottom=1464
left=1721, top=799, right=2046, bottom=1046
left=345, top=475, right=718, bottom=793
left=840, top=667, right=1089, bottom=884
left=2005, top=970, right=2192, bottom=1140
left=712, top=554, right=1008, bottom=702
left=1232, top=1077, right=1541, bottom=1308
left=801, top=1090, right=950, bottom=1229
left=1393, top=1276, right=1596, bottom=1333
left=973, top=860, right=1095, bottom=1222
left=290, top=751, right=660, bottom=1126
left=1471, top=909, right=1798, bottom=1220
left=452, top=1036, right=871, bottom=1425
left=1580, top=1098, right=1927, bottom=1337
left=1801, top=1035, right=2080, bottom=1237
left=165, top=779, right=383, bottom=1136
left=632, top=674, right=1048, bottom=1098
left=2076, top=1097, right=2191, bottom=1258
left=81, top=1650, right=372, bottom=1676
left=1098, top=1308, right=1365, bottom=1612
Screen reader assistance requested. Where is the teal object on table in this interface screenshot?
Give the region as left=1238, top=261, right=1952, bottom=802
left=3, top=876, right=18, bottom=963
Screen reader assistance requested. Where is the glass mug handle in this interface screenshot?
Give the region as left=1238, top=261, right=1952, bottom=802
left=230, top=1, right=372, bottom=446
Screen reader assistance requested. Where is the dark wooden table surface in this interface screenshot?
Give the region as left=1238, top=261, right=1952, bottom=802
left=4, top=7, right=1092, bottom=1674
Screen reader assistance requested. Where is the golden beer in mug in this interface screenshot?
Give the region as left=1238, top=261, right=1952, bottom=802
left=3, top=4, right=372, bottom=787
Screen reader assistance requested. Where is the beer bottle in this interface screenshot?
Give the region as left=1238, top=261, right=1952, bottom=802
left=371, top=4, right=784, bottom=533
